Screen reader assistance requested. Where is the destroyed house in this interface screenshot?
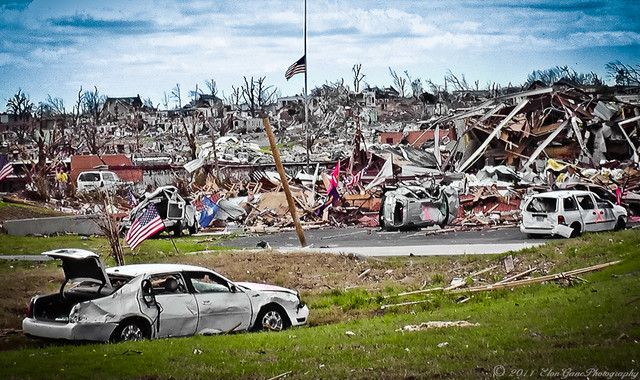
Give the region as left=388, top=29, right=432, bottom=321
left=439, top=85, right=640, bottom=173
left=102, top=96, right=143, bottom=121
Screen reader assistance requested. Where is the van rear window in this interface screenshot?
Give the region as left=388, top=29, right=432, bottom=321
left=79, top=173, right=100, bottom=181
left=526, top=197, right=557, bottom=213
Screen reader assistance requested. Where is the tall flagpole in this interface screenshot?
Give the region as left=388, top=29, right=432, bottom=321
left=304, top=0, right=310, bottom=173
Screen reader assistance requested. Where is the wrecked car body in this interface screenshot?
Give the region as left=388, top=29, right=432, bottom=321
left=123, top=186, right=198, bottom=236
left=22, top=249, right=309, bottom=342
left=520, top=190, right=627, bottom=238
left=379, top=182, right=459, bottom=231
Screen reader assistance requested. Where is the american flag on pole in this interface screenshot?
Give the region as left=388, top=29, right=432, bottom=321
left=285, top=55, right=306, bottom=80
left=125, top=203, right=164, bottom=251
left=127, top=190, right=138, bottom=208
left=0, top=155, right=13, bottom=182
left=346, top=165, right=368, bottom=188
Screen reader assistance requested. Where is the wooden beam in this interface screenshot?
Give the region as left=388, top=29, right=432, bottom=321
left=263, top=118, right=307, bottom=247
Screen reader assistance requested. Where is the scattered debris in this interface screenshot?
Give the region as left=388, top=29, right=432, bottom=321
left=396, top=321, right=479, bottom=332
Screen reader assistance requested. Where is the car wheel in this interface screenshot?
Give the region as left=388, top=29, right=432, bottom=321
left=570, top=222, right=581, bottom=238
left=113, top=321, right=148, bottom=342
left=254, top=305, right=290, bottom=332
left=615, top=217, right=626, bottom=231
left=173, top=222, right=182, bottom=237
left=188, top=220, right=197, bottom=235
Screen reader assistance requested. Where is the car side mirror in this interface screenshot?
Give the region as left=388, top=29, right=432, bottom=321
left=141, top=279, right=156, bottom=307
left=229, top=283, right=237, bottom=293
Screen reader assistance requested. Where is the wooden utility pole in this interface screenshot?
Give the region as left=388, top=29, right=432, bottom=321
left=263, top=118, right=307, bottom=247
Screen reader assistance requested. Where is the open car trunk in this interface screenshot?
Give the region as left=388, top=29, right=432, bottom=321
left=31, top=291, right=108, bottom=323
left=30, top=249, right=116, bottom=323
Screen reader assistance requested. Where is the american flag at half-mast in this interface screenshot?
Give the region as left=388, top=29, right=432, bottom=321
left=285, top=55, right=306, bottom=80
left=0, top=155, right=13, bottom=182
left=125, top=203, right=164, bottom=251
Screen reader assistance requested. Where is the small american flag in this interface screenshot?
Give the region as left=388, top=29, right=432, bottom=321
left=285, top=55, right=306, bottom=80
left=127, top=190, right=138, bottom=208
left=125, top=203, right=164, bottom=251
left=210, top=192, right=221, bottom=204
left=0, top=155, right=13, bottom=182
left=346, top=165, right=368, bottom=188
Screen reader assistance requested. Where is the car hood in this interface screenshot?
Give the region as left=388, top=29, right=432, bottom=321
left=42, top=249, right=113, bottom=290
left=234, top=282, right=296, bottom=295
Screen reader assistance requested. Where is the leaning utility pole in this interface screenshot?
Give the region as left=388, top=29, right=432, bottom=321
left=304, top=0, right=310, bottom=173
left=263, top=118, right=307, bottom=247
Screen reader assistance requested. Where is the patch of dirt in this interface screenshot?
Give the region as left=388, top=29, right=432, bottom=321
left=178, top=250, right=548, bottom=294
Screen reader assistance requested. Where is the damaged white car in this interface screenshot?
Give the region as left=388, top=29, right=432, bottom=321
left=123, top=186, right=198, bottom=236
left=379, top=182, right=459, bottom=231
left=23, top=249, right=309, bottom=342
left=520, top=190, right=627, bottom=238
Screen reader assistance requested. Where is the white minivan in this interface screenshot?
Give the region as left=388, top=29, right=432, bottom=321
left=76, top=171, right=123, bottom=192
left=520, top=190, right=627, bottom=238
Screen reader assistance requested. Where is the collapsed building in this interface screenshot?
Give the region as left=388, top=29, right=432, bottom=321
left=1, top=83, right=639, bottom=235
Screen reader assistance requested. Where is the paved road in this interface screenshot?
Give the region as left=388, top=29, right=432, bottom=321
left=217, top=226, right=561, bottom=256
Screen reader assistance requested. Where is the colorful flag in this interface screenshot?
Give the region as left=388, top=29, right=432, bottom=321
left=328, top=160, right=340, bottom=191
left=0, top=155, right=13, bottom=181
left=285, top=55, right=306, bottom=80
left=127, top=190, right=138, bottom=208
left=317, top=161, right=340, bottom=216
left=125, top=204, right=164, bottom=251
left=199, top=195, right=220, bottom=228
left=316, top=186, right=339, bottom=216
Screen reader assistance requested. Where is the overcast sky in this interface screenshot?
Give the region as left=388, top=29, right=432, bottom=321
left=1, top=0, right=639, bottom=110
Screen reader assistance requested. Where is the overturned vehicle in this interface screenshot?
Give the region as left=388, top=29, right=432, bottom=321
left=123, top=186, right=198, bottom=236
left=379, top=181, right=459, bottom=231
left=22, top=249, right=309, bottom=342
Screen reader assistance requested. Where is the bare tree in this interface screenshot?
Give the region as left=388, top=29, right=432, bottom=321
left=78, top=86, right=107, bottom=155
left=425, top=79, right=444, bottom=96
left=389, top=67, right=407, bottom=97
left=605, top=61, right=640, bottom=86
left=43, top=95, right=66, bottom=116
left=143, top=97, right=154, bottom=109
left=205, top=79, right=218, bottom=97
left=227, top=86, right=241, bottom=107
left=171, top=83, right=182, bottom=109
left=445, top=70, right=471, bottom=92
left=162, top=91, right=170, bottom=110
left=181, top=117, right=198, bottom=160
left=241, top=76, right=257, bottom=116
left=71, top=87, right=84, bottom=130
left=352, top=64, right=365, bottom=93
left=5, top=89, right=34, bottom=144
left=255, top=76, right=277, bottom=108
left=83, top=86, right=106, bottom=125
left=189, top=84, right=203, bottom=104
left=525, top=65, right=602, bottom=87
left=405, top=71, right=423, bottom=99
left=240, top=76, right=277, bottom=117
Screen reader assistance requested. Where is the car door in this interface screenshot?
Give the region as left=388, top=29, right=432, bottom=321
left=101, top=172, right=117, bottom=190
left=149, top=273, right=198, bottom=338
left=184, top=271, right=253, bottom=335
left=575, top=193, right=605, bottom=232
left=595, top=198, right=617, bottom=230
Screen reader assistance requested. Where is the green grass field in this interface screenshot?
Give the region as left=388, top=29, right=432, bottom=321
left=1, top=230, right=639, bottom=379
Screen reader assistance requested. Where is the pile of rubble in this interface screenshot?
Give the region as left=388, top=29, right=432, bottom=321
left=2, top=83, right=639, bottom=235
